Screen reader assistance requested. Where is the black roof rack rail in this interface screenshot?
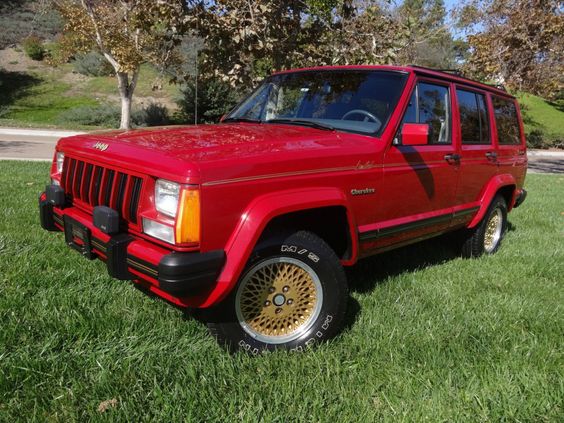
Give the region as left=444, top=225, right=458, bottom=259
left=407, top=64, right=508, bottom=93
left=408, top=65, right=464, bottom=77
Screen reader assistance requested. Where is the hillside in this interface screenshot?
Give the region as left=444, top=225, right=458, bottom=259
left=0, top=47, right=180, bottom=130
left=516, top=93, right=564, bottom=149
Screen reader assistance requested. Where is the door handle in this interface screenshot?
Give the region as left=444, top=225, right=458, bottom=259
left=485, top=151, right=498, bottom=160
left=444, top=153, right=461, bottom=163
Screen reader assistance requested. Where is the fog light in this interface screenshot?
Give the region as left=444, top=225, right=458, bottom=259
left=56, top=152, right=64, bottom=173
left=143, top=218, right=175, bottom=244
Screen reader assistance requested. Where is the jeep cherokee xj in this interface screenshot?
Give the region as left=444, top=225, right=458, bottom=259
left=39, top=65, right=527, bottom=353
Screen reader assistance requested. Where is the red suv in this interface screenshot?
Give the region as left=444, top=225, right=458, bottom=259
left=39, top=65, right=527, bottom=353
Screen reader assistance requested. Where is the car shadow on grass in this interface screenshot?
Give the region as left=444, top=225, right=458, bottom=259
left=346, top=221, right=517, bottom=297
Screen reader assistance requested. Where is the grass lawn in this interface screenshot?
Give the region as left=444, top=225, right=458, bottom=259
left=0, top=162, right=562, bottom=421
left=0, top=62, right=179, bottom=130
left=0, top=68, right=100, bottom=130
left=517, top=93, right=564, bottom=146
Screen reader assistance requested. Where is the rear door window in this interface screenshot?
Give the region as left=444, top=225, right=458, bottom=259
left=456, top=88, right=490, bottom=144
left=492, top=96, right=521, bottom=145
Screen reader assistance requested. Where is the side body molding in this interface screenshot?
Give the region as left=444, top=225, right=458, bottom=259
left=196, top=187, right=356, bottom=307
left=468, top=174, right=517, bottom=228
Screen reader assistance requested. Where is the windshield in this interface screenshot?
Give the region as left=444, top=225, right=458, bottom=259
left=226, top=70, right=408, bottom=135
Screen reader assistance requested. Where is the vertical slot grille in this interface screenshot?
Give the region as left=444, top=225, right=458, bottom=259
left=129, top=177, right=142, bottom=224
left=61, top=158, right=143, bottom=226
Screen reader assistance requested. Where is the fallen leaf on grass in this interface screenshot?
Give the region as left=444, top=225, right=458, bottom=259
left=97, top=398, right=118, bottom=413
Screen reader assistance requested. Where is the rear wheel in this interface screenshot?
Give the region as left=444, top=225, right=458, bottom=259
left=206, top=231, right=348, bottom=354
left=461, top=195, right=508, bottom=258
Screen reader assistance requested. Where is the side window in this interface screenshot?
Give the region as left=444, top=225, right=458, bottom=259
left=456, top=88, right=490, bottom=144
left=398, top=81, right=451, bottom=144
left=492, top=96, right=521, bottom=145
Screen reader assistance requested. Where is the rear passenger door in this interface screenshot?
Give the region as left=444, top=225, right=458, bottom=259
left=491, top=95, right=527, bottom=180
left=454, top=87, right=497, bottom=222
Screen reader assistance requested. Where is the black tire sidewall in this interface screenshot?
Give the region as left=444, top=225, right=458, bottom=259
left=208, top=232, right=347, bottom=354
left=478, top=196, right=508, bottom=254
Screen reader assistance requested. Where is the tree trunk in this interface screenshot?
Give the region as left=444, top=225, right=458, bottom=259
left=120, top=94, right=132, bottom=130
left=116, top=70, right=139, bottom=130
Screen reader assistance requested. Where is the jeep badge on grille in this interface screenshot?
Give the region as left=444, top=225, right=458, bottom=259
left=93, top=142, right=109, bottom=151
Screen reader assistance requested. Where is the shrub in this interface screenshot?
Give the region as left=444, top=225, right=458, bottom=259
left=526, top=129, right=547, bottom=149
left=57, top=104, right=121, bottom=127
left=72, top=51, right=114, bottom=77
left=21, top=36, right=45, bottom=61
left=137, top=103, right=170, bottom=127
left=56, top=103, right=170, bottom=128
left=177, top=78, right=241, bottom=124
left=44, top=40, right=68, bottom=66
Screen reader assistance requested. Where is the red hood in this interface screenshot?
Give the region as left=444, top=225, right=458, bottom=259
left=57, top=123, right=379, bottom=184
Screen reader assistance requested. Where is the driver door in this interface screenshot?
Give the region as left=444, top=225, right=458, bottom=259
left=367, top=79, right=459, bottom=249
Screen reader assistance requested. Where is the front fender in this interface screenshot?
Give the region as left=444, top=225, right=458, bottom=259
left=468, top=174, right=516, bottom=228
left=194, top=187, right=355, bottom=307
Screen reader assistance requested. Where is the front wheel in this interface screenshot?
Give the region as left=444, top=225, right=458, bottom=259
left=206, top=231, right=348, bottom=354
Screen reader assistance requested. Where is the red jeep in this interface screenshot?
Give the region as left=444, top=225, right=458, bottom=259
left=39, top=65, right=527, bottom=353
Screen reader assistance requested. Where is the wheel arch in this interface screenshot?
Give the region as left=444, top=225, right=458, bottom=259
left=195, top=187, right=357, bottom=308
left=468, top=174, right=516, bottom=228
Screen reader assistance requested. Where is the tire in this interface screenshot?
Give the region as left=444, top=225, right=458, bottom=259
left=206, top=231, right=348, bottom=354
left=461, top=195, right=508, bottom=258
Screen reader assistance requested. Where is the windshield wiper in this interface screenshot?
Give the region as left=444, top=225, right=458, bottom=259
left=265, top=118, right=334, bottom=131
left=222, top=117, right=262, bottom=123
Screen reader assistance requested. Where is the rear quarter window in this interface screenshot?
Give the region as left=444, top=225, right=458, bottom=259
left=492, top=96, right=521, bottom=145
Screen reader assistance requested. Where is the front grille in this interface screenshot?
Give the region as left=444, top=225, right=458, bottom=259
left=62, top=157, right=143, bottom=224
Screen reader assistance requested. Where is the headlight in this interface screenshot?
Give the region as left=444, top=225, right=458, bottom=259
left=155, top=179, right=180, bottom=217
left=56, top=152, right=65, bottom=173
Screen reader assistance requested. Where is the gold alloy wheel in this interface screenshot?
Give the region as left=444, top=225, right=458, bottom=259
left=484, top=208, right=503, bottom=253
left=235, top=257, right=323, bottom=344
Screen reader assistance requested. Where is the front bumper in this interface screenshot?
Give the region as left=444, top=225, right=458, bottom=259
left=39, top=193, right=225, bottom=299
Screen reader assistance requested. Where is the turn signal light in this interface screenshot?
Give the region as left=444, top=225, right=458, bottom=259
left=175, top=188, right=200, bottom=244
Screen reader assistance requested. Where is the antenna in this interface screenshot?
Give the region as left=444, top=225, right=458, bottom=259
left=194, top=49, right=198, bottom=125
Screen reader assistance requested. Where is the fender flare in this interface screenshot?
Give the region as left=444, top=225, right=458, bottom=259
left=195, top=187, right=357, bottom=307
left=468, top=174, right=516, bottom=228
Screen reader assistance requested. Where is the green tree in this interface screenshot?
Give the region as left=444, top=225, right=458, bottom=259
left=456, top=0, right=564, bottom=98
left=396, top=0, right=457, bottom=68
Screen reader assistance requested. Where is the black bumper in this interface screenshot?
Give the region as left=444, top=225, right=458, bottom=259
left=39, top=196, right=225, bottom=296
left=514, top=188, right=527, bottom=208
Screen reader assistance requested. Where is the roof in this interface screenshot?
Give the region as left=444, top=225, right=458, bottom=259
left=272, top=65, right=514, bottom=98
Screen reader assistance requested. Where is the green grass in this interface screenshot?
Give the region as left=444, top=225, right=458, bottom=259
left=517, top=92, right=564, bottom=145
left=0, top=63, right=178, bottom=130
left=0, top=162, right=563, bottom=421
left=84, top=64, right=179, bottom=99
left=0, top=69, right=99, bottom=129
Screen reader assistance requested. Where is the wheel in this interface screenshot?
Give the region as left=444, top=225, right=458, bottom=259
left=206, top=231, right=348, bottom=354
left=461, top=195, right=508, bottom=258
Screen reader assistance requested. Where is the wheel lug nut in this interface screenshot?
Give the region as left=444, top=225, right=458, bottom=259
left=282, top=286, right=289, bottom=292
left=264, top=300, right=270, bottom=306
left=275, top=308, right=283, bottom=314
left=287, top=299, right=293, bottom=305
left=268, top=287, right=275, bottom=293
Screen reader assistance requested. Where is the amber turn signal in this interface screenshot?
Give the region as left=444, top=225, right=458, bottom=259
left=175, top=188, right=200, bottom=244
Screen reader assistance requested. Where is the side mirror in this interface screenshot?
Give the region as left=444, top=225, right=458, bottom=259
left=401, top=123, right=429, bottom=146
left=219, top=114, right=226, bottom=123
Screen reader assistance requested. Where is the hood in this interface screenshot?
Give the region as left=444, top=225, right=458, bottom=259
left=57, top=123, right=379, bottom=184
